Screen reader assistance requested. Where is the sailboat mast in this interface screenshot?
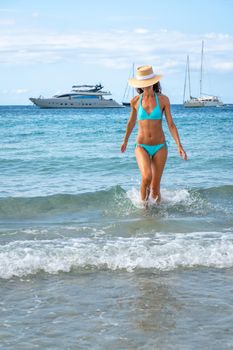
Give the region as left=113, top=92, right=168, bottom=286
left=183, top=56, right=188, bottom=103
left=183, top=55, right=192, bottom=103
left=187, top=55, right=191, bottom=99
left=122, top=64, right=133, bottom=103
left=132, top=63, right=135, bottom=99
left=200, top=40, right=204, bottom=97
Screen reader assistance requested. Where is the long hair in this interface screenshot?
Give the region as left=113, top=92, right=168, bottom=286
left=136, top=81, right=162, bottom=94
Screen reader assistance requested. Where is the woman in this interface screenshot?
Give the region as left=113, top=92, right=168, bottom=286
left=121, top=65, right=187, bottom=205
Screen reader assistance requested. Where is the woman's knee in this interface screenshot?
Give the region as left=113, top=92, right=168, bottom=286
left=142, top=172, right=152, bottom=186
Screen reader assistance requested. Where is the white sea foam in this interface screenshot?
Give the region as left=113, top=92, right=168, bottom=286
left=126, top=187, right=192, bottom=208
left=22, top=228, right=49, bottom=235
left=161, top=188, right=191, bottom=204
left=126, top=187, right=145, bottom=208
left=1, top=231, right=233, bottom=279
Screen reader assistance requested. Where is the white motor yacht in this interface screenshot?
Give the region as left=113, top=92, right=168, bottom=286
left=30, top=84, right=123, bottom=109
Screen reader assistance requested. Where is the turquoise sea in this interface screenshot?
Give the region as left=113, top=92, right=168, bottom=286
left=0, top=104, right=233, bottom=349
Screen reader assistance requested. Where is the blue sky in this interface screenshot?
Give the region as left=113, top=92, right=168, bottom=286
left=0, top=0, right=233, bottom=104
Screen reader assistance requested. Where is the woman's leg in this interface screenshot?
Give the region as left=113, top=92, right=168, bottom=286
left=135, top=146, right=152, bottom=202
left=151, top=145, right=168, bottom=203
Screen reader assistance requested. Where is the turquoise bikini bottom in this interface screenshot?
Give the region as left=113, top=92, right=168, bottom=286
left=135, top=141, right=168, bottom=157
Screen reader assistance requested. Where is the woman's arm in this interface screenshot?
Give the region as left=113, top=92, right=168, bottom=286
left=163, top=95, right=187, bottom=160
left=121, top=96, right=138, bottom=152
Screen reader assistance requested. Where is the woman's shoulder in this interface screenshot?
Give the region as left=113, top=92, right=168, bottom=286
left=158, top=93, right=170, bottom=104
left=130, top=95, right=140, bottom=108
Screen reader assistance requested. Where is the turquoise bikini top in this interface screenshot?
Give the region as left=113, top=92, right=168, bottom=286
left=138, top=93, right=162, bottom=121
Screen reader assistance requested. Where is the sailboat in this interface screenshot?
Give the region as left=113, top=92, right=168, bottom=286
left=122, top=63, right=135, bottom=106
left=183, top=41, right=223, bottom=108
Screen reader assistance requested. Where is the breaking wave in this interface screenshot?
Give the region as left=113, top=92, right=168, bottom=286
left=0, top=185, right=232, bottom=220
left=1, top=230, right=233, bottom=278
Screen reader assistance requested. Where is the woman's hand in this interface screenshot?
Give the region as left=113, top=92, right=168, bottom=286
left=178, top=144, right=187, bottom=160
left=121, top=141, right=127, bottom=153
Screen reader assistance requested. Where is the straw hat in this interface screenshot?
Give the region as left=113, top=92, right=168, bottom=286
left=128, top=65, right=163, bottom=88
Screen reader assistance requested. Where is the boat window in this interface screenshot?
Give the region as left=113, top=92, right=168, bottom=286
left=57, top=94, right=72, bottom=98
left=73, top=95, right=99, bottom=99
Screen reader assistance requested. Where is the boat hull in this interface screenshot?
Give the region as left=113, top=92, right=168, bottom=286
left=184, top=101, right=204, bottom=108
left=184, top=99, right=224, bottom=108
left=30, top=97, right=124, bottom=109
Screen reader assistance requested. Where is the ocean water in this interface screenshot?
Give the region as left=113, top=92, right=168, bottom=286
left=0, top=104, right=233, bottom=349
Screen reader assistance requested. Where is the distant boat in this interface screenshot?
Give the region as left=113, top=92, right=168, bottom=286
left=183, top=41, right=223, bottom=108
left=122, top=63, right=135, bottom=106
left=29, top=84, right=123, bottom=109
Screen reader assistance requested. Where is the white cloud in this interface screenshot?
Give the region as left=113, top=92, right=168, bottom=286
left=107, top=15, right=156, bottom=22
left=32, top=12, right=39, bottom=18
left=15, top=88, right=29, bottom=94
left=212, top=61, right=233, bottom=71
left=0, top=19, right=15, bottom=26
left=0, top=27, right=232, bottom=75
left=0, top=9, right=17, bottom=12
left=1, top=88, right=29, bottom=95
left=134, top=28, right=149, bottom=34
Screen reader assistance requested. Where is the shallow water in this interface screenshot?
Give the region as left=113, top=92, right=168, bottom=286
left=0, top=105, right=232, bottom=349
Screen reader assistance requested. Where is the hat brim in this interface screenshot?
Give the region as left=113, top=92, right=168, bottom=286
left=128, top=74, right=163, bottom=88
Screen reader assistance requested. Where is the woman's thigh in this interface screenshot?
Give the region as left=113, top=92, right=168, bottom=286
left=135, top=146, right=152, bottom=179
left=151, top=146, right=168, bottom=187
